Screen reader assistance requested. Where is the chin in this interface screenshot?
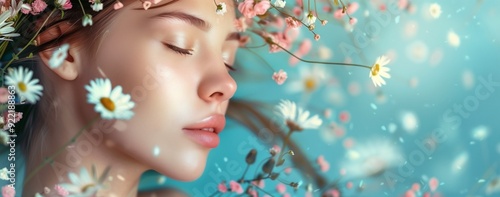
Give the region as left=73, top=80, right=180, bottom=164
left=159, top=152, right=209, bottom=181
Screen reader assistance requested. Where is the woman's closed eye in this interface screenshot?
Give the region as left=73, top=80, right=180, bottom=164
left=164, top=43, right=193, bottom=55
left=164, top=43, right=236, bottom=71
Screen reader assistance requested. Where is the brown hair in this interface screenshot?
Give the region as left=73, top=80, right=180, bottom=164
left=12, top=0, right=123, bottom=159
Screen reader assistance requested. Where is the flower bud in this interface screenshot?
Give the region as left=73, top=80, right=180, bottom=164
left=262, top=158, right=275, bottom=174
left=246, top=149, right=257, bottom=164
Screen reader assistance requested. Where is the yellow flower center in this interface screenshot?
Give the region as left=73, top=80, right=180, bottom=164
left=100, top=97, right=115, bottom=112
left=304, top=77, right=317, bottom=92
left=81, top=183, right=96, bottom=193
left=18, top=82, right=27, bottom=92
left=371, top=64, right=380, bottom=76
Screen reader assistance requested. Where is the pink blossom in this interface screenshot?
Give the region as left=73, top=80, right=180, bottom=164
left=423, top=192, right=431, bottom=197
left=349, top=17, right=358, bottom=25
left=62, top=0, right=72, bottom=10
left=333, top=8, right=344, bottom=19
left=284, top=167, right=292, bottom=174
left=229, top=181, right=243, bottom=194
left=218, top=182, right=228, bottom=193
left=143, top=0, right=152, bottom=10
left=346, top=2, right=359, bottom=14
left=295, top=0, right=302, bottom=7
left=252, top=180, right=265, bottom=188
left=339, top=111, right=350, bottom=123
left=276, top=183, right=286, bottom=193
left=272, top=69, right=287, bottom=85
left=325, top=189, right=340, bottom=197
left=247, top=188, right=258, bottom=197
left=0, top=88, right=8, bottom=103
left=398, top=0, right=408, bottom=9
left=292, top=6, right=301, bottom=17
left=298, top=39, right=312, bottom=54
left=317, top=155, right=330, bottom=172
left=272, top=144, right=281, bottom=153
left=254, top=0, right=270, bottom=15
left=314, top=34, right=320, bottom=41
left=411, top=183, right=420, bottom=191
left=31, top=0, right=47, bottom=15
left=346, top=181, right=353, bottom=189
left=404, top=190, right=416, bottom=197
left=238, top=0, right=256, bottom=18
left=429, top=177, right=439, bottom=192
left=285, top=17, right=301, bottom=28
left=234, top=17, right=248, bottom=32
left=2, top=185, right=15, bottom=197
left=21, top=4, right=31, bottom=14
left=282, top=193, right=290, bottom=197
left=289, top=53, right=303, bottom=66
left=54, top=185, right=69, bottom=196
left=114, top=1, right=124, bottom=10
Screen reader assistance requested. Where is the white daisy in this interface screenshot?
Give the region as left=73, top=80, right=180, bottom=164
left=0, top=167, right=9, bottom=180
left=275, top=99, right=322, bottom=131
left=286, top=65, right=327, bottom=94
left=369, top=56, right=391, bottom=87
left=304, top=12, right=317, bottom=26
left=429, top=3, right=442, bottom=19
left=58, top=167, right=104, bottom=197
left=48, top=43, right=70, bottom=69
left=0, top=11, right=20, bottom=41
left=216, top=2, right=227, bottom=15
left=274, top=0, right=286, bottom=8
left=0, top=130, right=9, bottom=146
left=342, top=139, right=404, bottom=178
left=4, top=66, right=44, bottom=103
left=85, top=78, right=135, bottom=120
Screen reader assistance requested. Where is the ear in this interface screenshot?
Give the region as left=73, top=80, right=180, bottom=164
left=37, top=22, right=81, bottom=81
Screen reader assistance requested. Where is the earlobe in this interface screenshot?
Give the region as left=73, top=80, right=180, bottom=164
left=37, top=23, right=81, bottom=81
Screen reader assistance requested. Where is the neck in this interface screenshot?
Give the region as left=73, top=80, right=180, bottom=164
left=22, top=94, right=147, bottom=197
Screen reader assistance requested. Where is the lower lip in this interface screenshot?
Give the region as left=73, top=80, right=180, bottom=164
left=183, top=129, right=220, bottom=148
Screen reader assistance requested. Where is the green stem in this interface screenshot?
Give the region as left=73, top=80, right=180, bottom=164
left=3, top=10, right=56, bottom=71
left=277, top=129, right=293, bottom=163
left=23, top=115, right=101, bottom=184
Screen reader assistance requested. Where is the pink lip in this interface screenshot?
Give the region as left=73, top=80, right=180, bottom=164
left=183, top=114, right=226, bottom=148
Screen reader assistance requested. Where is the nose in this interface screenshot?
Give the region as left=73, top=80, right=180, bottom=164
left=198, top=63, right=237, bottom=103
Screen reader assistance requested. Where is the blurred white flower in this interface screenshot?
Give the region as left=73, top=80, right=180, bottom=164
left=49, top=43, right=70, bottom=69
left=286, top=65, right=327, bottom=94
left=429, top=3, right=442, bottom=19
left=342, top=139, right=404, bottom=178
left=0, top=11, right=20, bottom=41
left=4, top=66, right=44, bottom=103
left=369, top=56, right=391, bottom=87
left=274, top=0, right=286, bottom=8
left=275, top=99, right=322, bottom=131
left=59, top=167, right=107, bottom=197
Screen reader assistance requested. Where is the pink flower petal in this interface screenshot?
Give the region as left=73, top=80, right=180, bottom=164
left=114, top=1, right=124, bottom=10
left=229, top=181, right=243, bottom=194
left=218, top=182, right=228, bottom=193
left=429, top=177, right=439, bottom=192
left=276, top=183, right=286, bottom=194
left=347, top=2, right=359, bottom=14
left=2, top=185, right=15, bottom=197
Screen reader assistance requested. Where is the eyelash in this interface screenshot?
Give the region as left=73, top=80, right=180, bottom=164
left=164, top=43, right=236, bottom=71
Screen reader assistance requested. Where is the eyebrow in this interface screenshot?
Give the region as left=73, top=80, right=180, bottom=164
left=151, top=12, right=211, bottom=31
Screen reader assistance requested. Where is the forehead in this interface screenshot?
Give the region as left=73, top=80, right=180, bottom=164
left=140, top=0, right=237, bottom=28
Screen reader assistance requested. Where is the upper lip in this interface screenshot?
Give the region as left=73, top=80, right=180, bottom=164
left=183, top=114, right=226, bottom=134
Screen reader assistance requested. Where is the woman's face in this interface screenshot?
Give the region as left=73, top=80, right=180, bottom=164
left=75, top=0, right=238, bottom=180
